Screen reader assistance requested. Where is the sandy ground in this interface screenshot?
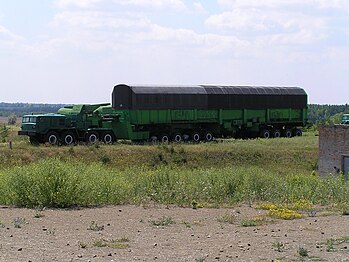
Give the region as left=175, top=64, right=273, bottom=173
left=1, top=205, right=349, bottom=262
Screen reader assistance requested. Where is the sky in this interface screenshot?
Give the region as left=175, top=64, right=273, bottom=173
left=0, top=0, right=349, bottom=104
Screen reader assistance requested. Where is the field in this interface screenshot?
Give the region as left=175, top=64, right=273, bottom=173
left=1, top=129, right=349, bottom=261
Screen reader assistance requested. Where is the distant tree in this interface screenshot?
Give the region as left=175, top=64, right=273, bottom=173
left=308, top=104, right=347, bottom=126
left=7, top=114, right=17, bottom=125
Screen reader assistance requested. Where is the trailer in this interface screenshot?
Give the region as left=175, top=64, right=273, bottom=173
left=110, top=84, right=307, bottom=142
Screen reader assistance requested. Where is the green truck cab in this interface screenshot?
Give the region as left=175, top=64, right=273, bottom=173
left=19, top=114, right=67, bottom=145
left=342, top=114, right=349, bottom=124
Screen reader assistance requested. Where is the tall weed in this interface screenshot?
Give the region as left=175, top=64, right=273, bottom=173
left=0, top=149, right=348, bottom=208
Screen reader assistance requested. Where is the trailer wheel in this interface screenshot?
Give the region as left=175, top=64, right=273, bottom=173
left=285, top=129, right=293, bottom=138
left=182, top=134, right=190, bottom=141
left=63, top=131, right=76, bottom=145
left=294, top=129, right=302, bottom=137
left=173, top=133, right=182, bottom=143
left=87, top=132, right=99, bottom=144
left=46, top=131, right=59, bottom=145
left=102, top=132, right=115, bottom=144
left=261, top=129, right=271, bottom=139
left=192, top=132, right=201, bottom=143
left=159, top=134, right=169, bottom=144
left=150, top=135, right=158, bottom=143
left=204, top=132, right=213, bottom=141
left=273, top=129, right=281, bottom=138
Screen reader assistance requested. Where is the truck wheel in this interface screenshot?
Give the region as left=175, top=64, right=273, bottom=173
left=46, top=131, right=59, bottom=145
left=261, top=129, right=271, bottom=139
left=159, top=134, right=169, bottom=144
left=102, top=132, right=115, bottom=144
left=173, top=133, right=182, bottom=143
left=29, top=137, right=40, bottom=146
left=294, top=129, right=302, bottom=137
left=204, top=132, right=213, bottom=141
left=87, top=132, right=99, bottom=144
left=284, top=129, right=293, bottom=138
left=63, top=131, right=76, bottom=145
left=192, top=132, right=201, bottom=142
left=273, top=129, right=281, bottom=138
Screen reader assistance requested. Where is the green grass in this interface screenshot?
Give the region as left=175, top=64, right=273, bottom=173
left=0, top=133, right=318, bottom=172
left=1, top=133, right=345, bottom=208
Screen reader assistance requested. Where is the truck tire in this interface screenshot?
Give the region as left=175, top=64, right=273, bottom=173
left=285, top=129, right=293, bottom=138
left=273, top=129, right=281, bottom=138
left=149, top=135, right=158, bottom=143
left=261, top=129, right=271, bottom=139
left=102, top=132, right=115, bottom=144
left=294, top=129, right=302, bottom=137
left=63, top=131, right=76, bottom=145
left=87, top=132, right=99, bottom=144
left=173, top=133, right=182, bottom=143
left=46, top=131, right=59, bottom=145
left=192, top=132, right=201, bottom=142
left=29, top=137, right=40, bottom=146
left=204, top=132, right=213, bottom=141
left=159, top=134, right=169, bottom=144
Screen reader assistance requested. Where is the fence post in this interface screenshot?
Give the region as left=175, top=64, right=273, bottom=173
left=9, top=141, right=12, bottom=150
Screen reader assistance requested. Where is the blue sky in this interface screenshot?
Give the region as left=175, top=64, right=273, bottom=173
left=1, top=0, right=349, bottom=104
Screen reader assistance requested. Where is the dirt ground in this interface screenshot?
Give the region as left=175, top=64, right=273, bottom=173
left=1, top=205, right=349, bottom=262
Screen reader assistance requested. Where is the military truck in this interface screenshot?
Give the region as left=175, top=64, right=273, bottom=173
left=19, top=85, right=308, bottom=145
left=18, top=103, right=119, bottom=145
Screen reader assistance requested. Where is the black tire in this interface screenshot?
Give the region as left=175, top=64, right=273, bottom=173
left=192, top=132, right=201, bottom=142
left=159, top=134, right=169, bottom=144
left=294, top=129, right=302, bottom=137
left=102, top=132, right=115, bottom=144
left=29, top=136, right=40, bottom=146
left=261, top=129, right=271, bottom=139
left=284, top=129, right=293, bottom=138
left=62, top=131, right=76, bottom=145
left=182, top=134, right=190, bottom=141
left=273, top=129, right=281, bottom=138
left=204, top=132, right=213, bottom=141
left=86, top=132, right=99, bottom=144
left=46, top=131, right=59, bottom=145
left=173, top=133, right=182, bottom=143
left=149, top=135, right=158, bottom=143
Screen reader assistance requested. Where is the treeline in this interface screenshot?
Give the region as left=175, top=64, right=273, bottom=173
left=1, top=102, right=348, bottom=126
left=0, top=102, right=67, bottom=117
left=308, top=104, right=349, bottom=125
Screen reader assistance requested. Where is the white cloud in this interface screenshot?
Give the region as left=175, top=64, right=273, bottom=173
left=0, top=25, right=24, bottom=41
left=52, top=11, right=151, bottom=29
left=217, top=0, right=349, bottom=10
left=50, top=10, right=248, bottom=55
left=205, top=9, right=268, bottom=31
left=193, top=2, right=206, bottom=14
left=206, top=9, right=327, bottom=33
left=55, top=0, right=103, bottom=8
left=139, top=24, right=249, bottom=52
left=115, top=0, right=187, bottom=10
left=206, top=3, right=329, bottom=47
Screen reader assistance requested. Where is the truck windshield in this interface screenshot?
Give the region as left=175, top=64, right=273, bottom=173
left=22, top=116, right=37, bottom=123
left=343, top=115, right=349, bottom=121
